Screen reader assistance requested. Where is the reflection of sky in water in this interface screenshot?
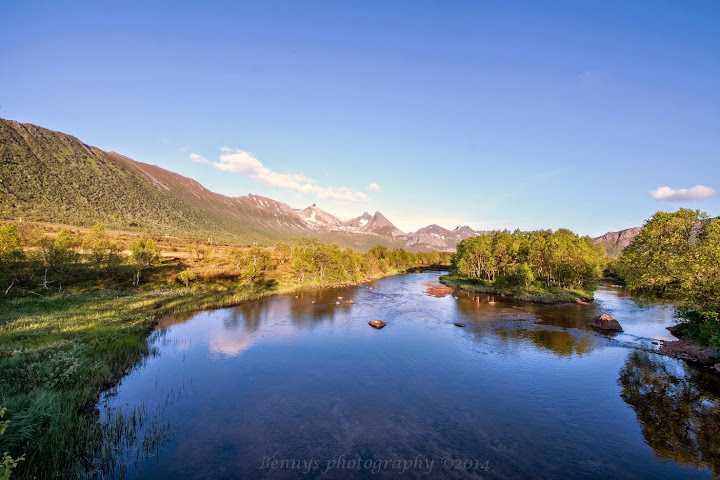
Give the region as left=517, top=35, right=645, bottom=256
left=97, top=273, right=720, bottom=479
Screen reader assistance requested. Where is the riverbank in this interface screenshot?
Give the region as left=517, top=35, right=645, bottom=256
left=0, top=267, right=420, bottom=479
left=439, top=275, right=594, bottom=304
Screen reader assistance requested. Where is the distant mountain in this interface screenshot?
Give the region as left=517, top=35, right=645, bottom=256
left=297, top=204, right=347, bottom=231
left=343, top=211, right=407, bottom=239
left=406, top=224, right=487, bottom=252
left=0, top=118, right=488, bottom=251
left=593, top=226, right=643, bottom=257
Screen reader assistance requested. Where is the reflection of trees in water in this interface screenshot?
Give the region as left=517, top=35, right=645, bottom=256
left=491, top=326, right=595, bottom=357
left=226, top=301, right=269, bottom=332
left=619, top=350, right=720, bottom=475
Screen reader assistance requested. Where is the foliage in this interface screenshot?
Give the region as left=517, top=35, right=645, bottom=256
left=618, top=209, right=720, bottom=347
left=0, top=408, right=24, bottom=480
left=176, top=270, right=197, bottom=288
left=82, top=223, right=122, bottom=279
left=36, top=229, right=79, bottom=290
left=0, top=225, right=24, bottom=294
left=128, top=238, right=161, bottom=286
left=230, top=246, right=275, bottom=284
left=274, top=241, right=292, bottom=264
left=451, top=229, right=606, bottom=291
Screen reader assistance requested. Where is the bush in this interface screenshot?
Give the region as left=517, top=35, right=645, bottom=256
left=176, top=270, right=197, bottom=288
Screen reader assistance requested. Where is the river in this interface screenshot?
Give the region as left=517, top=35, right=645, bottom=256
left=95, top=271, right=720, bottom=479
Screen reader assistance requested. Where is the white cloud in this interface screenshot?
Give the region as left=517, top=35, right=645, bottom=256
left=368, top=183, right=381, bottom=191
left=210, top=148, right=368, bottom=201
left=220, top=146, right=233, bottom=153
left=189, top=153, right=209, bottom=164
left=648, top=185, right=718, bottom=201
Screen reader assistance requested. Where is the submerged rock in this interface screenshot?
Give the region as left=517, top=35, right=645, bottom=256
left=590, top=314, right=623, bottom=332
left=368, top=320, right=387, bottom=329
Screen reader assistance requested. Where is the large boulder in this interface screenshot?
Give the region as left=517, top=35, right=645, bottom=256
left=590, top=314, right=623, bottom=332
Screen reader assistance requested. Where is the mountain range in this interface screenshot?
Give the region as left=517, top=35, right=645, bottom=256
left=0, top=118, right=485, bottom=251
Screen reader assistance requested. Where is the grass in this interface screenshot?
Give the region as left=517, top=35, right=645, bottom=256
left=439, top=275, right=595, bottom=304
left=0, top=262, right=419, bottom=479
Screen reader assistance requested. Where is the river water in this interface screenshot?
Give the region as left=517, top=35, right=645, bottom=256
left=97, top=271, right=720, bottom=479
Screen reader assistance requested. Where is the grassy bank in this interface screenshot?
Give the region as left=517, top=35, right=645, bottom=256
left=0, top=267, right=417, bottom=479
left=439, top=275, right=595, bottom=304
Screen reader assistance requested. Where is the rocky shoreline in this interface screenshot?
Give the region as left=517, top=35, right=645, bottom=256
left=658, top=324, right=720, bottom=373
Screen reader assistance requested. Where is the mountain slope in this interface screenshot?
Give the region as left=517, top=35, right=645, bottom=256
left=0, top=119, right=411, bottom=249
left=593, top=227, right=643, bottom=257
left=0, top=119, right=313, bottom=243
left=0, top=118, right=487, bottom=251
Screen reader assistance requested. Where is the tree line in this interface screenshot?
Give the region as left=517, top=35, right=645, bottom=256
left=0, top=223, right=452, bottom=294
left=451, top=229, right=607, bottom=290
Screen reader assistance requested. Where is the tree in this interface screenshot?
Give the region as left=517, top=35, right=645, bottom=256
left=451, top=228, right=605, bottom=290
left=618, top=210, right=720, bottom=346
left=129, top=238, right=161, bottom=286
left=274, top=241, right=292, bottom=265
left=37, top=229, right=78, bottom=290
left=619, top=209, right=701, bottom=294
left=0, top=225, right=24, bottom=294
left=82, top=223, right=122, bottom=278
left=232, top=246, right=274, bottom=284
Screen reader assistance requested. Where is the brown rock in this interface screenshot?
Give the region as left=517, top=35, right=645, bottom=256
left=590, top=314, right=623, bottom=332
left=667, top=324, right=683, bottom=338
left=369, top=320, right=387, bottom=329
left=453, top=322, right=465, bottom=327
left=696, top=349, right=718, bottom=366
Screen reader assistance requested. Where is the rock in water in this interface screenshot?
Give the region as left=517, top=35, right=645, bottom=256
left=454, top=322, right=465, bottom=327
left=369, top=320, right=387, bottom=329
left=590, top=314, right=623, bottom=332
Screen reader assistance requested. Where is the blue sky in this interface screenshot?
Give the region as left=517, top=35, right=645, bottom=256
left=1, top=0, right=718, bottom=236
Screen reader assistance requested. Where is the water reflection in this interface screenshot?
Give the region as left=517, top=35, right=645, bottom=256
left=490, top=325, right=596, bottom=357
left=619, top=351, right=720, bottom=475
left=97, top=273, right=720, bottom=479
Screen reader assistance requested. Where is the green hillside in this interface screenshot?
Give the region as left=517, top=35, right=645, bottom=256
left=0, top=119, right=402, bottom=249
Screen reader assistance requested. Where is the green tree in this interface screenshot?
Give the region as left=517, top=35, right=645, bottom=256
left=619, top=210, right=720, bottom=346
left=0, top=225, right=24, bottom=294
left=82, top=223, right=122, bottom=278
left=232, top=246, right=274, bottom=284
left=129, top=238, right=161, bottom=286
left=619, top=209, right=701, bottom=294
left=38, top=229, right=79, bottom=290
left=274, top=241, right=292, bottom=264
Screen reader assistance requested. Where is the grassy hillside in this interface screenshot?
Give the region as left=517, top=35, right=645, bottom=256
left=0, top=119, right=403, bottom=251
